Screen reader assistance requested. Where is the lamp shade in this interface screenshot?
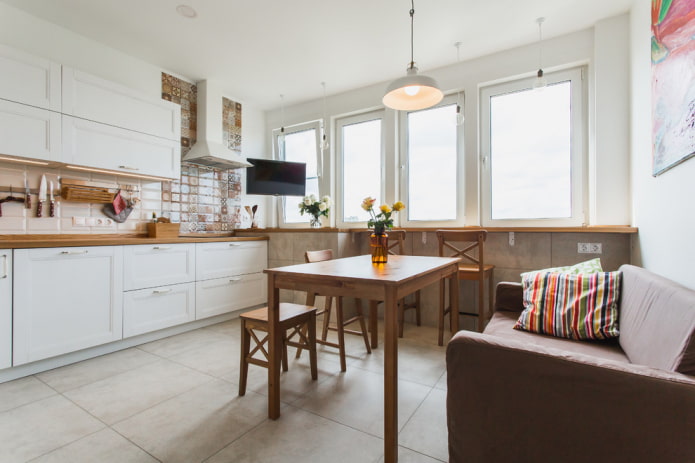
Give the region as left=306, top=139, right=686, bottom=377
left=383, top=67, right=443, bottom=111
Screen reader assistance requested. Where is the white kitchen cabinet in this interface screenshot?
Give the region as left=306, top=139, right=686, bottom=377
left=0, top=251, right=11, bottom=370
left=196, top=273, right=267, bottom=320
left=123, top=244, right=195, bottom=291
left=196, top=241, right=267, bottom=281
left=62, top=67, right=180, bottom=141
left=0, top=45, right=61, bottom=111
left=13, top=246, right=123, bottom=366
left=62, top=114, right=181, bottom=179
left=123, top=282, right=195, bottom=338
left=0, top=99, right=61, bottom=162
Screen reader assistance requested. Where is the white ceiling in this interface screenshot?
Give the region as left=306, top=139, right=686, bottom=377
left=1, top=0, right=633, bottom=109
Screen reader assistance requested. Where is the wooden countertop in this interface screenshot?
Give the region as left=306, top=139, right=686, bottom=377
left=0, top=233, right=269, bottom=249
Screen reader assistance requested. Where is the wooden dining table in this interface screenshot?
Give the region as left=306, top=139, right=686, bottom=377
left=264, top=254, right=460, bottom=463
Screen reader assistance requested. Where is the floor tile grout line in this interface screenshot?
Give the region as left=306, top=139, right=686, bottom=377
left=23, top=427, right=107, bottom=463
left=109, top=424, right=165, bottom=463
left=200, top=414, right=271, bottom=463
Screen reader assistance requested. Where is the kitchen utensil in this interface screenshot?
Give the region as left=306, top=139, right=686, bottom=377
left=24, top=175, right=31, bottom=210
left=37, top=175, right=46, bottom=217
left=49, top=181, right=55, bottom=217
left=112, top=190, right=126, bottom=214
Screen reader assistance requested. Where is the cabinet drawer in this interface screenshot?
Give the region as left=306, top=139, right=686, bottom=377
left=62, top=115, right=181, bottom=180
left=123, top=244, right=195, bottom=291
left=0, top=45, right=61, bottom=110
left=13, top=246, right=123, bottom=366
left=123, top=282, right=195, bottom=338
left=0, top=99, right=61, bottom=162
left=196, top=273, right=267, bottom=320
left=196, top=241, right=267, bottom=281
left=0, top=251, right=11, bottom=370
left=62, top=67, right=180, bottom=141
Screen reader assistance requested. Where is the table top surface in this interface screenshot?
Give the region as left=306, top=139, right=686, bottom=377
left=265, top=254, right=460, bottom=284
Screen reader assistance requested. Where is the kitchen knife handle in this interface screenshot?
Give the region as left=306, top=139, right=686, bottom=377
left=49, top=201, right=55, bottom=218
left=25, top=194, right=31, bottom=210
left=36, top=201, right=43, bottom=218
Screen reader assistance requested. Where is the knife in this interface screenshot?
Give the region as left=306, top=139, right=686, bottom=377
left=49, top=181, right=55, bottom=217
left=37, top=175, right=46, bottom=217
left=24, top=175, right=31, bottom=210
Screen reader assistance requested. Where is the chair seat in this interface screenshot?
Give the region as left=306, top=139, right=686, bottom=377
left=457, top=263, right=494, bottom=277
left=240, top=303, right=316, bottom=324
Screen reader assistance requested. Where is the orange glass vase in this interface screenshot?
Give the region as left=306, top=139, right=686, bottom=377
left=370, top=232, right=388, bottom=264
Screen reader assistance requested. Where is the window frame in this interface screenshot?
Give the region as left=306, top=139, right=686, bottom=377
left=398, top=93, right=465, bottom=228
left=335, top=109, right=386, bottom=229
left=272, top=120, right=324, bottom=228
left=479, top=67, right=587, bottom=227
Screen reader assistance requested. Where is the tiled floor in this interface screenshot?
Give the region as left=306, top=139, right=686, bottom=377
left=0, top=318, right=453, bottom=462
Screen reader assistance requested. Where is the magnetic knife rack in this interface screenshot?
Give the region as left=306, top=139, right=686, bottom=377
left=0, top=179, right=140, bottom=204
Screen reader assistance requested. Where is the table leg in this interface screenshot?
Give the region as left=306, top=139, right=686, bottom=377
left=450, top=271, right=459, bottom=335
left=267, top=274, right=281, bottom=420
left=383, top=286, right=398, bottom=462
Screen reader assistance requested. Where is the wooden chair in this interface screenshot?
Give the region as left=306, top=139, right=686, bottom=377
left=436, top=230, right=494, bottom=345
left=367, top=231, right=422, bottom=345
left=238, top=302, right=317, bottom=396
left=297, top=249, right=371, bottom=372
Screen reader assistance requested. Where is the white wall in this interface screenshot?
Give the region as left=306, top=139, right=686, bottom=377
left=0, top=2, right=267, bottom=230
left=629, top=0, right=695, bottom=289
left=266, top=20, right=631, bottom=228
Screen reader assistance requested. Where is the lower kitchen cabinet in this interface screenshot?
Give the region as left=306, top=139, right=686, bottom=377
left=13, top=246, right=123, bottom=366
left=0, top=251, right=11, bottom=370
left=196, top=273, right=266, bottom=320
left=123, top=282, right=195, bottom=338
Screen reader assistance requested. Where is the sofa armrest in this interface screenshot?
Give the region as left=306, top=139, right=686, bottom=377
left=494, top=281, right=523, bottom=313
left=446, top=331, right=695, bottom=463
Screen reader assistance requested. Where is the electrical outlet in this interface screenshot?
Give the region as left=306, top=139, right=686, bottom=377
left=72, top=216, right=86, bottom=226
left=85, top=217, right=97, bottom=226
left=578, top=243, right=602, bottom=254
left=508, top=232, right=515, bottom=246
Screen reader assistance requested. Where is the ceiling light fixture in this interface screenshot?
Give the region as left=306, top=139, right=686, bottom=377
left=321, top=82, right=329, bottom=151
left=534, top=17, right=548, bottom=89
left=383, top=0, right=443, bottom=111
left=176, top=4, right=197, bottom=19
left=277, top=94, right=286, bottom=158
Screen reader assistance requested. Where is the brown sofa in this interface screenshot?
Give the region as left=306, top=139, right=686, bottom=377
left=446, top=264, right=695, bottom=463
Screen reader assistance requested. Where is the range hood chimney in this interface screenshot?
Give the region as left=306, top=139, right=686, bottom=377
left=182, top=80, right=252, bottom=169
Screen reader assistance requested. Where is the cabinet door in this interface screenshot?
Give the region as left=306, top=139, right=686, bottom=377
left=0, top=99, right=61, bottom=162
left=196, top=241, right=267, bottom=281
left=196, top=273, right=267, bottom=320
left=123, top=282, right=195, bottom=338
left=62, top=115, right=181, bottom=179
left=0, top=45, right=61, bottom=110
left=0, top=251, right=11, bottom=370
left=123, top=243, right=195, bottom=291
left=62, top=67, right=180, bottom=141
left=13, top=246, right=123, bottom=365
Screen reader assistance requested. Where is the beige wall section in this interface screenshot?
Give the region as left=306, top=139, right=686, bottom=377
left=239, top=231, right=632, bottom=333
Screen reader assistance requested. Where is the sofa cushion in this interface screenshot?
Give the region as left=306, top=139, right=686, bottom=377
left=485, top=311, right=629, bottom=363
left=514, top=271, right=621, bottom=340
left=619, top=265, right=695, bottom=375
left=520, top=257, right=603, bottom=279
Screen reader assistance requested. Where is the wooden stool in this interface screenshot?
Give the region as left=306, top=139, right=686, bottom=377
left=238, top=302, right=318, bottom=396
left=296, top=249, right=371, bottom=372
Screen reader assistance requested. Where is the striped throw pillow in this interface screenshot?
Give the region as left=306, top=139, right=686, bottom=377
left=514, top=271, right=621, bottom=340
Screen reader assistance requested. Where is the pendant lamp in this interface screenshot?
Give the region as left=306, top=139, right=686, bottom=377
left=534, top=17, right=548, bottom=89
left=383, top=0, right=443, bottom=111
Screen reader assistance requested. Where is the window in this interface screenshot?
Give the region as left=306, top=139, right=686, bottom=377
left=336, top=110, right=385, bottom=225
left=273, top=121, right=321, bottom=226
left=480, top=67, right=585, bottom=226
left=400, top=95, right=462, bottom=226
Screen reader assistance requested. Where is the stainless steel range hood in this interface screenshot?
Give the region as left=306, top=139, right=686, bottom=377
left=182, top=80, right=252, bottom=169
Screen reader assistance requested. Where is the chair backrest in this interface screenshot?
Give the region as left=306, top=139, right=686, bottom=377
left=305, top=249, right=334, bottom=263
left=436, top=230, right=488, bottom=269
left=387, top=230, right=406, bottom=255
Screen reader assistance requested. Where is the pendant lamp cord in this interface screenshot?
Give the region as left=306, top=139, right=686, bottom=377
left=409, top=0, right=415, bottom=69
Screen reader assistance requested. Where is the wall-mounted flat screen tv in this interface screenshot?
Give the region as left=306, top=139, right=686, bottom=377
left=245, top=158, right=306, bottom=196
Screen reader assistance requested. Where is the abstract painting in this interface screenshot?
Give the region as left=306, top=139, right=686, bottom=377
left=652, top=0, right=695, bottom=175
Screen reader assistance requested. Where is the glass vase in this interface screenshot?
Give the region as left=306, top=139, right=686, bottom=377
left=310, top=216, right=321, bottom=228
left=370, top=232, right=388, bottom=264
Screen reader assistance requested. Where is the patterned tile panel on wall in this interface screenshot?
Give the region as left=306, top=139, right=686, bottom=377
left=161, top=73, right=242, bottom=233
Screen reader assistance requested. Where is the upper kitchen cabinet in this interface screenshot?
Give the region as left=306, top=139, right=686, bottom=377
left=0, top=45, right=61, bottom=110
left=62, top=67, right=180, bottom=142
